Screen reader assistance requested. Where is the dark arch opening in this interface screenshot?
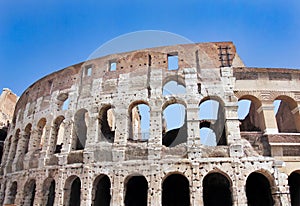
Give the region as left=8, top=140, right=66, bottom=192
left=69, top=177, right=81, bottom=206
left=46, top=180, right=55, bottom=206
left=24, top=180, right=36, bottom=206
left=125, top=176, right=148, bottom=206
left=7, top=181, right=17, bottom=204
left=74, top=109, right=88, bottom=150
left=92, top=175, right=111, bottom=206
left=162, top=174, right=190, bottom=206
left=99, top=105, right=115, bottom=142
left=203, top=173, right=232, bottom=206
left=289, top=172, right=300, bottom=206
left=246, top=172, right=274, bottom=206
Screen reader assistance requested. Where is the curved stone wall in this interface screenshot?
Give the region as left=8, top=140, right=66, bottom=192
left=0, top=42, right=299, bottom=205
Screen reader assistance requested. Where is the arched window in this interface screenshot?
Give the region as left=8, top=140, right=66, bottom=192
left=128, top=102, right=150, bottom=142
left=64, top=176, right=81, bottom=206
left=238, top=96, right=264, bottom=132
left=42, top=178, right=55, bottom=206
left=125, top=176, right=148, bottom=206
left=73, top=109, right=89, bottom=150
left=273, top=96, right=300, bottom=133
left=246, top=172, right=274, bottom=206
left=162, top=80, right=186, bottom=96
left=52, top=116, right=65, bottom=154
left=36, top=118, right=47, bottom=150
left=203, top=173, right=232, bottom=206
left=23, top=179, right=36, bottom=206
left=162, top=174, right=190, bottom=206
left=162, top=102, right=187, bottom=147
left=98, top=105, right=115, bottom=142
left=92, top=175, right=111, bottom=206
left=24, top=124, right=32, bottom=154
left=288, top=171, right=300, bottom=206
left=6, top=181, right=17, bottom=205
left=199, top=98, right=226, bottom=146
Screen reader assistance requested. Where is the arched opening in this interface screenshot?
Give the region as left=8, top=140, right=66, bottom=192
left=162, top=80, right=186, bottom=96
left=199, top=98, right=226, bottom=146
left=162, top=102, right=187, bottom=147
left=6, top=181, right=17, bottom=205
left=11, top=129, right=20, bottom=160
left=64, top=176, right=81, bottom=206
left=74, top=109, right=89, bottom=150
left=203, top=172, right=232, bottom=206
left=24, top=124, right=32, bottom=154
left=57, top=93, right=69, bottom=110
left=37, top=118, right=47, bottom=150
left=98, top=105, right=115, bottom=142
left=273, top=96, right=300, bottom=133
left=43, top=178, right=55, bottom=206
left=92, top=175, right=111, bottom=206
left=289, top=171, right=300, bottom=206
left=124, top=176, right=148, bottom=206
left=246, top=172, right=274, bottom=206
left=52, top=116, right=65, bottom=154
left=238, top=96, right=264, bottom=132
left=162, top=174, right=190, bottom=206
left=23, top=179, right=36, bottom=206
left=128, top=102, right=150, bottom=142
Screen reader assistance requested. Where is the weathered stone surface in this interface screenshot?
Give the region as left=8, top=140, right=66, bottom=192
left=0, top=42, right=299, bottom=205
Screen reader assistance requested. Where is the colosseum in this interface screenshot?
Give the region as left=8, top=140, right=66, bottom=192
left=0, top=42, right=299, bottom=206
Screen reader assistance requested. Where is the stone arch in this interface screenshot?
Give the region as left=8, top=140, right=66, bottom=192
left=128, top=100, right=150, bottom=141
left=288, top=170, right=300, bottom=206
left=42, top=177, right=56, bottom=206
left=124, top=175, right=148, bottom=206
left=98, top=104, right=115, bottom=142
left=22, top=179, right=36, bottom=206
left=24, top=123, right=32, bottom=154
left=246, top=172, right=274, bottom=206
left=273, top=95, right=300, bottom=133
left=199, top=96, right=226, bottom=146
left=162, top=98, right=187, bottom=147
left=238, top=95, right=265, bottom=132
left=1, top=135, right=12, bottom=165
left=162, top=76, right=186, bottom=96
left=5, top=181, right=17, bottom=205
left=64, top=175, right=81, bottom=206
left=52, top=115, right=65, bottom=154
left=92, top=174, right=111, bottom=206
left=36, top=118, right=47, bottom=150
left=10, top=129, right=20, bottom=161
left=202, top=172, right=233, bottom=206
left=162, top=173, right=190, bottom=206
left=73, top=109, right=89, bottom=150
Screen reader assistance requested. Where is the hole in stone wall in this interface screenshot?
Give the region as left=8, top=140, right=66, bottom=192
left=162, top=103, right=187, bottom=147
left=57, top=93, right=69, bottom=111
left=24, top=179, right=36, bottom=206
left=109, top=61, right=117, bottom=71
left=246, top=172, right=274, bottom=206
left=125, top=176, right=148, bottom=206
left=203, top=173, right=232, bottom=206
left=7, top=181, right=17, bottom=204
left=168, top=54, right=178, bottom=70
left=162, top=80, right=186, bottom=96
left=24, top=124, right=32, bottom=154
left=162, top=174, right=190, bottom=206
left=92, top=175, right=111, bottom=206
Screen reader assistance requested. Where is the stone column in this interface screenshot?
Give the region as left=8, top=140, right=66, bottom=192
left=81, top=175, right=93, bottom=205
left=259, top=102, right=279, bottom=134
left=148, top=164, right=162, bottom=205
left=190, top=163, right=202, bottom=206
left=112, top=108, right=127, bottom=162
left=38, top=125, right=51, bottom=167
left=111, top=171, right=125, bottom=206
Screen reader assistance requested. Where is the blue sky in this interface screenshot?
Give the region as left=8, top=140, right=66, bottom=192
left=1, top=0, right=300, bottom=96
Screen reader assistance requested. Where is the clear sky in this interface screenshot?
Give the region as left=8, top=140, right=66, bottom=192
left=1, top=0, right=300, bottom=96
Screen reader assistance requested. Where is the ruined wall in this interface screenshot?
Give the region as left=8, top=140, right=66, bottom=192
left=0, top=88, right=17, bottom=127
left=0, top=42, right=298, bottom=206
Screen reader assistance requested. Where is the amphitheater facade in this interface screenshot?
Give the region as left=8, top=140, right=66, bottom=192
left=0, top=42, right=300, bottom=206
